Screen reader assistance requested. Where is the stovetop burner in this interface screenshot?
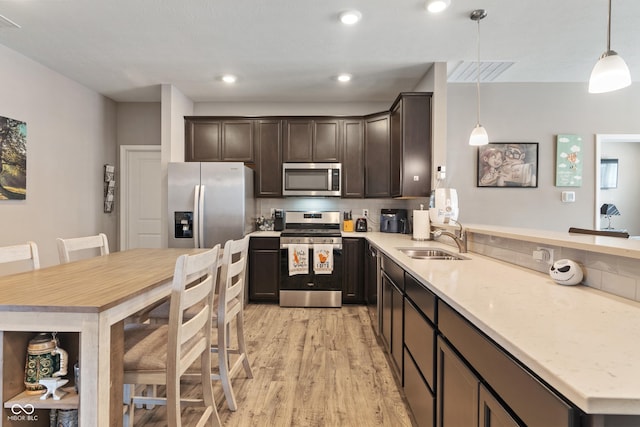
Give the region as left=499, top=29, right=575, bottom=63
left=280, top=211, right=342, bottom=245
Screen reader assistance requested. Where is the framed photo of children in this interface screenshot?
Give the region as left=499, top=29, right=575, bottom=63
left=477, top=143, right=538, bottom=188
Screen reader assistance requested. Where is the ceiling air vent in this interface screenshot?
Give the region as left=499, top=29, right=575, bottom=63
left=448, top=61, right=514, bottom=83
left=0, top=14, right=21, bottom=29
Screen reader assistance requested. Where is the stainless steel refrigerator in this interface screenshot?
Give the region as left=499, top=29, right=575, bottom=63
left=168, top=162, right=255, bottom=248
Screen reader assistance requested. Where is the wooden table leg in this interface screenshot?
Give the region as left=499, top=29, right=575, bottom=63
left=110, top=320, right=124, bottom=427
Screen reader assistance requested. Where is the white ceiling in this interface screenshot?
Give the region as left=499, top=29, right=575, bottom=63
left=0, top=0, right=637, bottom=103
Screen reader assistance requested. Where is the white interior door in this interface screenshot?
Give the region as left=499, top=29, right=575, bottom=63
left=120, top=145, right=161, bottom=250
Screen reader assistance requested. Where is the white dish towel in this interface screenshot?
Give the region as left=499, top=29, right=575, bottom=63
left=313, top=244, right=333, bottom=275
left=288, top=244, right=309, bottom=276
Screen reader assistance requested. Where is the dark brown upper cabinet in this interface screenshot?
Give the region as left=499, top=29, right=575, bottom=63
left=185, top=118, right=254, bottom=163
left=283, top=119, right=341, bottom=162
left=364, top=112, right=391, bottom=198
left=389, top=93, right=432, bottom=198
left=342, top=119, right=365, bottom=198
left=255, top=119, right=282, bottom=197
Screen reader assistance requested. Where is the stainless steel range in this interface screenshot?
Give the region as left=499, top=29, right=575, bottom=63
left=279, top=211, right=342, bottom=307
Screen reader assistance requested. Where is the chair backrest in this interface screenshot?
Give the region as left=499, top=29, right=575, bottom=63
left=167, top=245, right=221, bottom=378
left=56, top=233, right=109, bottom=263
left=218, top=236, right=250, bottom=316
left=0, top=241, right=40, bottom=273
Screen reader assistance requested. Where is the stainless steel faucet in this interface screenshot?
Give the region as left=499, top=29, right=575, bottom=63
left=431, top=221, right=467, bottom=253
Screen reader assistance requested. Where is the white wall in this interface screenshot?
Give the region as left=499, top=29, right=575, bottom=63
left=0, top=44, right=117, bottom=271
left=446, top=83, right=640, bottom=232
left=160, top=85, right=194, bottom=247
left=116, top=103, right=161, bottom=147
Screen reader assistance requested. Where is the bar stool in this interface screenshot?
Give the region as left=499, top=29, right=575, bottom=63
left=144, top=236, right=253, bottom=411
left=212, top=235, right=253, bottom=411
left=122, top=245, right=222, bottom=427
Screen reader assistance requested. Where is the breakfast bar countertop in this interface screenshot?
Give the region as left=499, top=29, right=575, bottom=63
left=364, top=231, right=640, bottom=417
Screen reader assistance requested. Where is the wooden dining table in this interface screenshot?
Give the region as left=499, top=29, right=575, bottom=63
left=0, top=248, right=204, bottom=427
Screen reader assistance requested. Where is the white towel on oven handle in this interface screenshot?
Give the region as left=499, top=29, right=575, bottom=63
left=313, top=244, right=333, bottom=275
left=287, top=244, right=309, bottom=276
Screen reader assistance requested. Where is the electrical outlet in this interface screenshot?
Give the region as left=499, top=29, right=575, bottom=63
left=533, top=247, right=555, bottom=266
left=362, top=209, right=369, bottom=217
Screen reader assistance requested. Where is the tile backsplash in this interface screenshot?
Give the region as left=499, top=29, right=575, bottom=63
left=256, top=198, right=417, bottom=232
left=468, top=232, right=640, bottom=302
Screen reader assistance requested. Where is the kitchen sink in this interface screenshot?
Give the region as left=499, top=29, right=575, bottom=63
left=396, top=247, right=468, bottom=260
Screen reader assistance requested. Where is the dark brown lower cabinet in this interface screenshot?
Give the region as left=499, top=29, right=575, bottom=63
left=380, top=270, right=403, bottom=377
left=381, top=272, right=392, bottom=351
left=342, top=237, right=364, bottom=303
left=248, top=237, right=280, bottom=302
left=480, top=384, right=519, bottom=427
left=405, top=347, right=435, bottom=427
left=437, top=338, right=520, bottom=427
left=390, top=282, right=403, bottom=377
left=438, top=301, right=578, bottom=427
left=436, top=337, right=479, bottom=427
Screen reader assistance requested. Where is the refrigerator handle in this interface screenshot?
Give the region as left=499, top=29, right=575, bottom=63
left=198, top=184, right=205, bottom=248
left=193, top=185, right=200, bottom=248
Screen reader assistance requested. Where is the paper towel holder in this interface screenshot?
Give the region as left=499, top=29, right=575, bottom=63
left=412, top=205, right=432, bottom=241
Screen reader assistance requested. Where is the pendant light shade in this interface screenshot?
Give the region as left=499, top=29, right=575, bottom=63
left=589, top=51, right=631, bottom=93
left=469, top=9, right=488, bottom=146
left=469, top=124, right=489, bottom=146
left=588, top=0, right=631, bottom=94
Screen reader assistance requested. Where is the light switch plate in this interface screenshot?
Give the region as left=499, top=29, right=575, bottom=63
left=561, top=191, right=575, bottom=203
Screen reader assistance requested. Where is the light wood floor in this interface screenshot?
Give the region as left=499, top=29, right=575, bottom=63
left=134, top=303, right=415, bottom=426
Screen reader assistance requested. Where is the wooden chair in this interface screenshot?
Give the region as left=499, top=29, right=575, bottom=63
left=56, top=233, right=109, bottom=263
left=0, top=241, right=40, bottom=272
left=212, top=235, right=253, bottom=411
left=122, top=245, right=222, bottom=427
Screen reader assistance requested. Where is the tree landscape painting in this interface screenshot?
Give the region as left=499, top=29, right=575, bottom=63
left=0, top=115, right=27, bottom=200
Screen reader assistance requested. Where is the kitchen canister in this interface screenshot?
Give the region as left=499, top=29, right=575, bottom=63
left=413, top=205, right=431, bottom=241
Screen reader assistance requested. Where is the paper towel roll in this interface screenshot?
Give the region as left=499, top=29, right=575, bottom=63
left=413, top=210, right=431, bottom=240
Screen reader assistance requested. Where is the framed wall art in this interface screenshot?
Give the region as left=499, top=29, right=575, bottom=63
left=0, top=115, right=27, bottom=200
left=477, top=142, right=538, bottom=188
left=555, top=134, right=583, bottom=187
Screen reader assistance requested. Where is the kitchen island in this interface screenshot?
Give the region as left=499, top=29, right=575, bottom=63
left=364, top=229, right=640, bottom=426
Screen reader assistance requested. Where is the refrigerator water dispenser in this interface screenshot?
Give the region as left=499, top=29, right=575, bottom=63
left=174, top=211, right=193, bottom=238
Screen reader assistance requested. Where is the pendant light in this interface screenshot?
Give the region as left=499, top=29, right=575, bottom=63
left=588, top=0, right=631, bottom=93
left=469, top=9, right=489, bottom=146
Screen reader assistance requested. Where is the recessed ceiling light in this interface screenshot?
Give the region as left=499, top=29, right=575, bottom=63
left=221, top=74, right=237, bottom=84
left=337, top=74, right=352, bottom=83
left=425, top=0, right=451, bottom=13
left=339, top=10, right=362, bottom=25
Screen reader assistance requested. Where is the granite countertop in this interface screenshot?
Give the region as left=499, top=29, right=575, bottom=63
left=364, top=231, right=640, bottom=416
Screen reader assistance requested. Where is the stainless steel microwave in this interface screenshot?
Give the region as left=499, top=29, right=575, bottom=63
left=282, top=163, right=341, bottom=196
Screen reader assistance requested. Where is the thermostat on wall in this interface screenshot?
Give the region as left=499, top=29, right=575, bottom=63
left=561, top=191, right=575, bottom=203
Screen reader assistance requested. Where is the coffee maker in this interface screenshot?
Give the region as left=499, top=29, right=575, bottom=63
left=380, top=209, right=408, bottom=233
left=274, top=209, right=284, bottom=231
